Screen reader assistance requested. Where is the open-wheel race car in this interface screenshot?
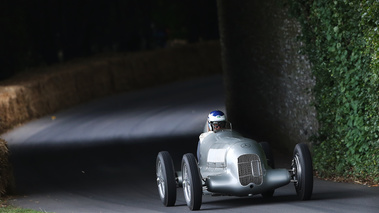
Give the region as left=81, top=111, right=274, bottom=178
left=156, top=111, right=313, bottom=211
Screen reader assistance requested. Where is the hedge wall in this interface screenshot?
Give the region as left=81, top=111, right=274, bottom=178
left=288, top=0, right=378, bottom=183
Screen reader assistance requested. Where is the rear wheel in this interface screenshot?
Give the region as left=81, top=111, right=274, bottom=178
left=260, top=142, right=275, bottom=198
left=182, top=153, right=202, bottom=211
left=156, top=151, right=177, bottom=206
left=292, top=143, right=313, bottom=200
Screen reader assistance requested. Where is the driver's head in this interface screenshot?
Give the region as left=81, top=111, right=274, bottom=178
left=207, top=110, right=226, bottom=132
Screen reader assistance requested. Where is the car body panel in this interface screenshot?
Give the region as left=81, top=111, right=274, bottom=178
left=197, top=129, right=291, bottom=196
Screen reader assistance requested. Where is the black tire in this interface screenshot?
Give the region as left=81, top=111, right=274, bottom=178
left=182, top=153, right=202, bottom=211
left=260, top=142, right=275, bottom=198
left=292, top=143, right=313, bottom=200
left=156, top=151, right=177, bottom=206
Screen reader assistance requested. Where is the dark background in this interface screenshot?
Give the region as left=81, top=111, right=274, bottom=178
left=0, top=0, right=219, bottom=80
left=1, top=0, right=318, bottom=155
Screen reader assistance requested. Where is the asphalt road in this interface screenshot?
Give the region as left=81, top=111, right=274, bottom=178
left=3, top=75, right=378, bottom=213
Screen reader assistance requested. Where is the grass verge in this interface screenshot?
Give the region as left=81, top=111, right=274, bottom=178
left=0, top=198, right=43, bottom=213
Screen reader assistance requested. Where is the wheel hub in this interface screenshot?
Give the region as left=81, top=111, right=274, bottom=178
left=183, top=164, right=191, bottom=204
left=291, top=154, right=302, bottom=189
left=157, top=161, right=165, bottom=198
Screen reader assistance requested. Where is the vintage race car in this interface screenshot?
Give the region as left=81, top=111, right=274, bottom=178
left=156, top=127, right=313, bottom=210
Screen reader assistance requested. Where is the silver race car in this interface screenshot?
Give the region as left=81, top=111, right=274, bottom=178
left=156, top=125, right=313, bottom=210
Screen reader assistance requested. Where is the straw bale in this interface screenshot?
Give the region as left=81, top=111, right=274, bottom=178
left=0, top=138, right=12, bottom=197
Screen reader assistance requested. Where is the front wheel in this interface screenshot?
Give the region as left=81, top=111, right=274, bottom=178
left=182, top=153, right=202, bottom=211
left=292, top=143, right=313, bottom=200
left=156, top=151, right=177, bottom=206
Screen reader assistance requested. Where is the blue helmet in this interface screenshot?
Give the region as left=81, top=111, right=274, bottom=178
left=208, top=110, right=226, bottom=131
left=208, top=110, right=226, bottom=122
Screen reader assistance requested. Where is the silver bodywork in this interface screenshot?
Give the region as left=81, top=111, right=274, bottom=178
left=197, top=129, right=291, bottom=196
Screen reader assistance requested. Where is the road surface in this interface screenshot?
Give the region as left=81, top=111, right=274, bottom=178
left=3, top=75, right=378, bottom=212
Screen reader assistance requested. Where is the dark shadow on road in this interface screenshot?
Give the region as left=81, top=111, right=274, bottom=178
left=9, top=134, right=199, bottom=195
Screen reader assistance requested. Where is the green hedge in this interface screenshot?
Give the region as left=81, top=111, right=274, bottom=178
left=288, top=0, right=378, bottom=183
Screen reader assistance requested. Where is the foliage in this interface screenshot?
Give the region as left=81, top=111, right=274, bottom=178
left=0, top=204, right=42, bottom=213
left=288, top=0, right=379, bottom=183
left=1, top=197, right=41, bottom=213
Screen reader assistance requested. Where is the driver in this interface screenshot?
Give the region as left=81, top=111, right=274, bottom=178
left=206, top=110, right=227, bottom=132
left=197, top=110, right=227, bottom=159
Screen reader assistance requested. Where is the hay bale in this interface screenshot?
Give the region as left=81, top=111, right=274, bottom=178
left=0, top=138, right=12, bottom=197
left=0, top=41, right=221, bottom=135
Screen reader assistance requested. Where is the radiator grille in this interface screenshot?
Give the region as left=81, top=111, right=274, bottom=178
left=238, top=154, right=263, bottom=186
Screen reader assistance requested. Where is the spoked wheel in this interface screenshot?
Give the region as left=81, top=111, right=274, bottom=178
left=260, top=142, right=275, bottom=198
left=291, top=143, right=313, bottom=200
left=156, top=151, right=177, bottom=206
left=182, top=153, right=202, bottom=211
